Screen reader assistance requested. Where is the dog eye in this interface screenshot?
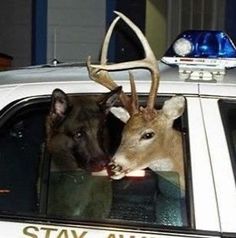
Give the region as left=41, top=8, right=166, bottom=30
left=75, top=132, right=82, bottom=138
left=73, top=130, right=83, bottom=139
left=141, top=131, right=155, bottom=140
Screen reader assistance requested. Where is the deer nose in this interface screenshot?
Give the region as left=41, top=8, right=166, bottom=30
left=107, top=162, right=122, bottom=173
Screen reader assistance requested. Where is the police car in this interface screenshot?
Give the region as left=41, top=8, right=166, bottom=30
left=1, top=30, right=236, bottom=238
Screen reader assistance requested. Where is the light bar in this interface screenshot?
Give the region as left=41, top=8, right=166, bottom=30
left=162, top=56, right=236, bottom=68
left=161, top=30, right=236, bottom=81
left=162, top=30, right=236, bottom=68
left=164, top=30, right=236, bottom=59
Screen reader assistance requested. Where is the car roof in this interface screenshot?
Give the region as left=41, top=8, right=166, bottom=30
left=0, top=61, right=236, bottom=98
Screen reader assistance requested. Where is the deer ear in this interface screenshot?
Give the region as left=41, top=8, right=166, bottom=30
left=99, top=86, right=121, bottom=111
left=110, top=106, right=130, bottom=123
left=162, top=96, right=185, bottom=120
left=49, top=89, right=71, bottom=126
left=99, top=86, right=130, bottom=123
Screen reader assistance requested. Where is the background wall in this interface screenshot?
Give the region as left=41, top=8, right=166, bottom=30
left=0, top=0, right=32, bottom=67
left=146, top=0, right=167, bottom=60
left=0, top=0, right=232, bottom=68
left=47, top=0, right=106, bottom=64
left=167, top=0, right=226, bottom=45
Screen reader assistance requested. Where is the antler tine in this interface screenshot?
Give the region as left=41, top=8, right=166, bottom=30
left=87, top=16, right=120, bottom=91
left=100, top=16, right=120, bottom=65
left=90, top=11, right=160, bottom=110
left=87, top=14, right=136, bottom=114
left=87, top=56, right=116, bottom=90
left=129, top=71, right=139, bottom=114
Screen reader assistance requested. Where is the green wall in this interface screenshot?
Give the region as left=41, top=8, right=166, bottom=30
left=145, top=0, right=168, bottom=59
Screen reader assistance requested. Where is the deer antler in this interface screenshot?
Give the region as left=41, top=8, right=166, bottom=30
left=87, top=16, right=137, bottom=114
left=87, top=11, right=159, bottom=113
left=87, top=16, right=120, bottom=91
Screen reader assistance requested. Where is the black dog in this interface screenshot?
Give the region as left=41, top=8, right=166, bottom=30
left=46, top=88, right=121, bottom=172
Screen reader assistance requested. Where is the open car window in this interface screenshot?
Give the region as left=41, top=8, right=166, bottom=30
left=0, top=94, right=191, bottom=229
left=0, top=98, right=48, bottom=215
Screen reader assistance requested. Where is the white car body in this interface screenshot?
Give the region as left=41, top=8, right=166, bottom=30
left=0, top=60, right=236, bottom=238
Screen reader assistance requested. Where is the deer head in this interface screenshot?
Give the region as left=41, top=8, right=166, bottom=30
left=87, top=12, right=185, bottom=190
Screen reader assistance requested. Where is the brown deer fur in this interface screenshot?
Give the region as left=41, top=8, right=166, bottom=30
left=87, top=11, right=186, bottom=194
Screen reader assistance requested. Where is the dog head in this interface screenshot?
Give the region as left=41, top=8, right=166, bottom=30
left=46, top=88, right=121, bottom=172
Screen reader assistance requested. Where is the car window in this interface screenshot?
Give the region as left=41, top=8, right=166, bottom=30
left=0, top=95, right=191, bottom=229
left=0, top=99, right=48, bottom=215
left=219, top=100, right=236, bottom=180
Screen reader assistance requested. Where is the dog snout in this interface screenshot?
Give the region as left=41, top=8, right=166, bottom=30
left=98, top=156, right=110, bottom=167
left=88, top=156, right=110, bottom=172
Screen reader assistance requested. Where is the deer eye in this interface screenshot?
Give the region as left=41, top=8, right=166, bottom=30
left=140, top=131, right=155, bottom=140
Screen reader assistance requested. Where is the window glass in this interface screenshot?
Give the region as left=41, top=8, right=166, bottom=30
left=219, top=100, right=236, bottom=179
left=47, top=169, right=187, bottom=226
left=0, top=100, right=48, bottom=214
left=0, top=96, right=190, bottom=228
left=45, top=95, right=190, bottom=227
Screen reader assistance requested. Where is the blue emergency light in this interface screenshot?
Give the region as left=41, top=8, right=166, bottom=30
left=161, top=30, right=236, bottom=81
left=164, top=30, right=236, bottom=58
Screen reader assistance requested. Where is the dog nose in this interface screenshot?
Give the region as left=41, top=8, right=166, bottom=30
left=88, top=156, right=110, bottom=172
left=98, top=158, right=109, bottom=167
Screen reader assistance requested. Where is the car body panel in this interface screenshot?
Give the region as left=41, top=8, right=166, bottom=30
left=187, top=97, right=220, bottom=231
left=1, top=62, right=236, bottom=99
left=201, top=98, right=236, bottom=233
left=0, top=61, right=236, bottom=236
left=0, top=62, right=199, bottom=111
left=0, top=221, right=221, bottom=238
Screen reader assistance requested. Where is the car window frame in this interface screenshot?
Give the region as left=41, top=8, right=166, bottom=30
left=39, top=93, right=193, bottom=230
left=200, top=97, right=236, bottom=234
left=0, top=93, right=222, bottom=237
left=186, top=97, right=220, bottom=232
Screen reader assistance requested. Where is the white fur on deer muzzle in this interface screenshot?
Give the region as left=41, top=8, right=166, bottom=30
left=109, top=153, right=149, bottom=179
left=109, top=154, right=131, bottom=179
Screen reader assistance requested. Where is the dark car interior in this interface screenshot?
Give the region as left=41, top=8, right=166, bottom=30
left=0, top=95, right=189, bottom=228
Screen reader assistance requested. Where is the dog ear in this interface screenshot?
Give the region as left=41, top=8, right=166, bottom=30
left=98, top=86, right=122, bottom=114
left=48, top=89, right=71, bottom=126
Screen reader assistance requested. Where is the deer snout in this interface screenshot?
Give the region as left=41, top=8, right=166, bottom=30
left=107, top=155, right=129, bottom=179
left=108, top=162, right=122, bottom=172
left=107, top=162, right=125, bottom=179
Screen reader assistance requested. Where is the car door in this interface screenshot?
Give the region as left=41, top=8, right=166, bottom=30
left=0, top=93, right=222, bottom=238
left=201, top=96, right=236, bottom=236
